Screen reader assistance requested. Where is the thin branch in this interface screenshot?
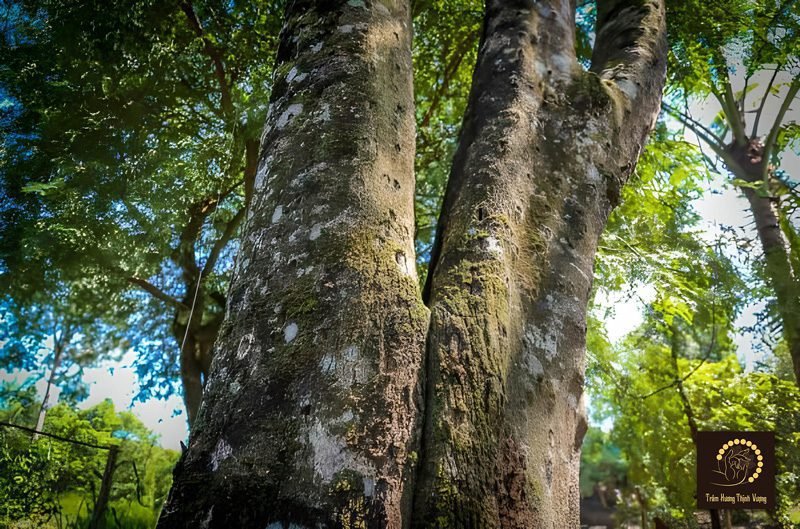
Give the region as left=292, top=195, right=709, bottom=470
left=762, top=77, right=800, bottom=182
left=662, top=101, right=725, bottom=147
left=662, top=101, right=747, bottom=176
left=127, top=277, right=189, bottom=310
left=0, top=421, right=114, bottom=451
left=752, top=66, right=782, bottom=138
left=723, top=79, right=748, bottom=145
left=202, top=206, right=246, bottom=278
left=179, top=0, right=234, bottom=117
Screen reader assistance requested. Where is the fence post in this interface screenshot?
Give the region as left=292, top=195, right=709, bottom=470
left=88, top=444, right=119, bottom=529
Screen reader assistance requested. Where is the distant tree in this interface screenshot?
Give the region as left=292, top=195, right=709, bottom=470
left=0, top=0, right=282, bottom=424
left=0, top=393, right=179, bottom=527
left=664, top=0, right=800, bottom=385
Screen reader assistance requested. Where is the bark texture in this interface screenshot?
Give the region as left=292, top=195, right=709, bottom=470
left=159, top=0, right=667, bottom=527
left=158, top=1, right=427, bottom=527
left=413, top=1, right=666, bottom=526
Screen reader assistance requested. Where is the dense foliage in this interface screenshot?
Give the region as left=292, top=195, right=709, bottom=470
left=0, top=384, right=179, bottom=528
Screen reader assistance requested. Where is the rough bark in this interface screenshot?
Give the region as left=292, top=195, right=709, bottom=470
left=158, top=1, right=427, bottom=527
left=413, top=1, right=666, bottom=527
left=160, top=0, right=666, bottom=526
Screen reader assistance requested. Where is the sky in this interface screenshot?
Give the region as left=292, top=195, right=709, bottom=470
left=2, top=61, right=797, bottom=453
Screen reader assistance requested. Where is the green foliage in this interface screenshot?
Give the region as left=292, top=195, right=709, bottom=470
left=580, top=427, right=628, bottom=497
left=0, top=390, right=179, bottom=528
left=0, top=0, right=283, bottom=401
left=0, top=387, right=178, bottom=527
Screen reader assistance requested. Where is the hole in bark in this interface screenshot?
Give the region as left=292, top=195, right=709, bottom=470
left=395, top=143, right=402, bottom=152
left=477, top=207, right=485, bottom=221
left=392, top=179, right=401, bottom=190
left=301, top=404, right=311, bottom=416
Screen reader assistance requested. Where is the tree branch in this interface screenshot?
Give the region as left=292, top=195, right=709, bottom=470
left=662, top=101, right=747, bottom=175
left=723, top=78, right=748, bottom=146
left=762, top=77, right=800, bottom=182
left=202, top=206, right=246, bottom=278
left=591, top=0, right=667, bottom=109
left=179, top=0, right=234, bottom=117
left=127, top=277, right=189, bottom=310
left=752, top=65, right=782, bottom=138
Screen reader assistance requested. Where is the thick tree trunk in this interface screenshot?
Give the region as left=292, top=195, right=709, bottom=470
left=158, top=1, right=426, bottom=527
left=159, top=1, right=666, bottom=527
left=412, top=1, right=666, bottom=526
left=729, top=141, right=800, bottom=385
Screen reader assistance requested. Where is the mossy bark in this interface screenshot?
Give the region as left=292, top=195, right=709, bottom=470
left=158, top=1, right=427, bottom=527
left=159, top=1, right=667, bottom=527
left=413, top=1, right=666, bottom=526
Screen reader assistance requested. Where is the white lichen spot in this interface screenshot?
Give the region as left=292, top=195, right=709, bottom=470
left=308, top=418, right=374, bottom=484
left=617, top=79, right=639, bottom=100
left=347, top=0, right=366, bottom=7
left=319, top=346, right=370, bottom=387
left=549, top=52, right=573, bottom=76
left=363, top=477, right=375, bottom=497
left=395, top=251, right=415, bottom=278
left=310, top=42, right=323, bottom=53
left=276, top=103, right=303, bottom=129
left=286, top=66, right=307, bottom=84
left=586, top=164, right=600, bottom=182
left=309, top=223, right=322, bottom=241
left=271, top=205, right=283, bottom=224
left=567, top=392, right=579, bottom=411
left=230, top=381, right=241, bottom=395
left=284, top=322, right=299, bottom=343
left=485, top=236, right=503, bottom=255
left=320, top=352, right=336, bottom=374
left=318, top=103, right=331, bottom=122
left=338, top=24, right=354, bottom=33
left=524, top=354, right=544, bottom=379
left=236, top=333, right=256, bottom=360
left=210, top=438, right=233, bottom=472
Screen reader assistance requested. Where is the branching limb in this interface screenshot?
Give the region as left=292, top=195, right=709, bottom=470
left=762, top=77, right=800, bottom=182
left=752, top=65, right=782, bottom=138
left=127, top=277, right=189, bottom=310
left=179, top=0, right=234, bottom=117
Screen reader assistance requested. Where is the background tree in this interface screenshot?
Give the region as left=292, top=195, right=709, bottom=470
left=663, top=0, right=800, bottom=385
left=0, top=0, right=282, bottom=425
left=0, top=388, right=180, bottom=528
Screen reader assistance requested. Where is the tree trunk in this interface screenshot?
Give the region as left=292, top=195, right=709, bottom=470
left=34, top=342, right=63, bottom=437
left=159, top=1, right=666, bottom=527
left=158, top=1, right=426, bottom=527
left=727, top=140, right=800, bottom=385
left=413, top=1, right=666, bottom=526
left=88, top=445, right=119, bottom=529
left=670, top=322, right=721, bottom=529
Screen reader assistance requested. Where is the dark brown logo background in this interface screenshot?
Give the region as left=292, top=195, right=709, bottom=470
left=697, top=431, right=775, bottom=509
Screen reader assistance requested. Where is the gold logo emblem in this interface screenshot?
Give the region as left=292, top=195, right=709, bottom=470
left=711, top=437, right=764, bottom=486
